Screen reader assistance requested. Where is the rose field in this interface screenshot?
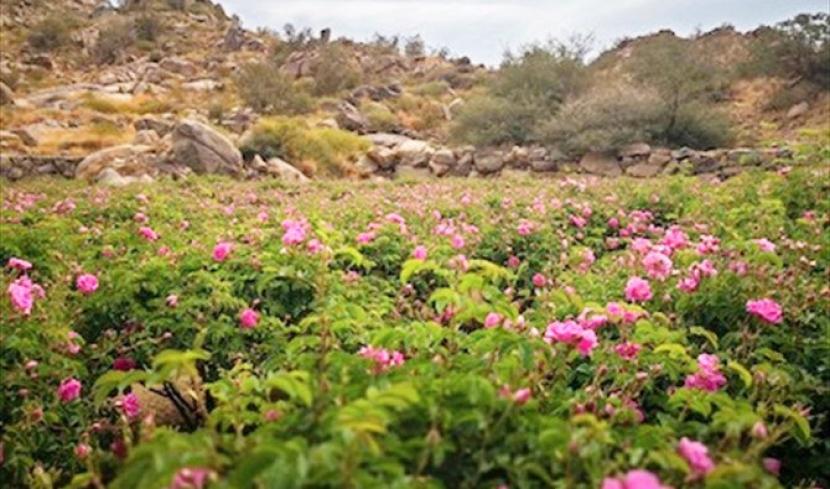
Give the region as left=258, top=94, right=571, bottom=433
left=1, top=163, right=829, bottom=488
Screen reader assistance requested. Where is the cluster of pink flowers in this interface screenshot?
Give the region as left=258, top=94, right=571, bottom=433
left=678, top=437, right=715, bottom=476
left=642, top=251, right=672, bottom=281
left=677, top=260, right=717, bottom=293
left=614, top=341, right=642, bottom=361
left=359, top=346, right=405, bottom=373
left=685, top=354, right=727, bottom=392
left=138, top=226, right=159, bottom=242
left=76, top=273, right=99, bottom=295
left=7, top=257, right=46, bottom=316
left=696, top=235, right=720, bottom=255
left=544, top=320, right=598, bottom=356
left=606, top=302, right=643, bottom=325
left=746, top=298, right=783, bottom=325
left=516, top=219, right=536, bottom=236
left=602, top=469, right=668, bottom=489
left=282, top=219, right=310, bottom=246
left=662, top=226, right=689, bottom=250
left=8, top=274, right=45, bottom=316
left=624, top=277, right=652, bottom=303
left=755, top=238, right=776, bottom=253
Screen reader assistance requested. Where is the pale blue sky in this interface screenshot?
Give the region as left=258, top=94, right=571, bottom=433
left=220, top=0, right=829, bottom=65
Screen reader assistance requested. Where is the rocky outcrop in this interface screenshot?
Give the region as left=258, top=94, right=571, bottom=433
left=335, top=101, right=369, bottom=133
left=0, top=82, right=17, bottom=106
left=171, top=119, right=243, bottom=175
left=75, top=144, right=158, bottom=181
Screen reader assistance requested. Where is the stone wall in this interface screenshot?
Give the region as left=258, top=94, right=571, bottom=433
left=1, top=155, right=83, bottom=181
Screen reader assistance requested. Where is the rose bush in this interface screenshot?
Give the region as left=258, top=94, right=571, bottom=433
left=1, top=163, right=828, bottom=488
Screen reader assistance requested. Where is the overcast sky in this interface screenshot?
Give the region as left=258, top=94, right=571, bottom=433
left=220, top=0, right=829, bottom=65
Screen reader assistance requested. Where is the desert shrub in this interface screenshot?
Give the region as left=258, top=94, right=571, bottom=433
left=404, top=35, right=426, bottom=57
left=362, top=102, right=399, bottom=132
left=234, top=62, right=313, bottom=115
left=91, top=19, right=136, bottom=64
left=134, top=14, right=163, bottom=42
left=239, top=117, right=370, bottom=176
left=664, top=102, right=733, bottom=149
left=27, top=13, right=77, bottom=51
left=452, top=39, right=588, bottom=145
left=311, top=44, right=362, bottom=96
left=628, top=36, right=733, bottom=148
left=411, top=80, right=451, bottom=97
left=538, top=83, right=663, bottom=155
left=451, top=94, right=539, bottom=146
left=741, top=13, right=830, bottom=87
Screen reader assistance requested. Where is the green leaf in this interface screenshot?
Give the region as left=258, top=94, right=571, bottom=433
left=726, top=360, right=753, bottom=388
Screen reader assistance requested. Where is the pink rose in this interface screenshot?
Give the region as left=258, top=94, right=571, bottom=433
left=212, top=242, right=233, bottom=262
left=76, top=273, right=99, bottom=295
left=642, top=252, right=672, bottom=281
left=120, top=392, right=141, bottom=420
left=746, top=298, right=783, bottom=325
left=532, top=273, right=547, bottom=288
left=138, top=226, right=159, bottom=241
left=7, top=257, right=32, bottom=271
left=58, top=377, right=82, bottom=403
left=484, top=312, right=502, bottom=329
left=412, top=245, right=428, bottom=261
left=239, top=308, right=259, bottom=329
left=678, top=437, right=715, bottom=476
left=624, top=277, right=652, bottom=303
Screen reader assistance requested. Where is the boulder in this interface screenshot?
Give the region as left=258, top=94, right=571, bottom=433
left=786, top=101, right=809, bottom=120
left=355, top=155, right=379, bottom=177
left=134, top=116, right=175, bottom=136
left=619, top=142, right=651, bottom=158
left=473, top=149, right=504, bottom=174
left=529, top=146, right=560, bottom=172
left=75, top=144, right=157, bottom=181
left=504, top=146, right=530, bottom=169
left=647, top=149, right=672, bottom=166
left=367, top=146, right=396, bottom=169
left=0, top=81, right=16, bottom=106
left=160, top=57, right=198, bottom=78
left=335, top=101, right=369, bottom=133
left=671, top=147, right=694, bottom=160
left=625, top=162, right=663, bottom=178
left=367, top=132, right=411, bottom=147
left=12, top=128, right=38, bottom=147
left=451, top=150, right=474, bottom=177
left=264, top=157, right=309, bottom=183
left=133, top=130, right=160, bottom=146
left=395, top=140, right=434, bottom=167
left=96, top=168, right=154, bottom=187
left=579, top=151, right=621, bottom=177
left=182, top=79, right=222, bottom=91
left=172, top=120, right=243, bottom=176
left=428, top=148, right=456, bottom=176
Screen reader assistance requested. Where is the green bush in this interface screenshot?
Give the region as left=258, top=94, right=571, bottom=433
left=239, top=117, right=370, bottom=176
left=27, top=13, right=77, bottom=51
left=234, top=62, right=314, bottom=115
left=311, top=44, right=362, bottom=96
left=362, top=101, right=399, bottom=132
left=538, top=83, right=664, bottom=155
left=452, top=39, right=588, bottom=146
left=451, top=94, right=539, bottom=146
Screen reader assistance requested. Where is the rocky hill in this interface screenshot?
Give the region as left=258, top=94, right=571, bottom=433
left=0, top=0, right=827, bottom=185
